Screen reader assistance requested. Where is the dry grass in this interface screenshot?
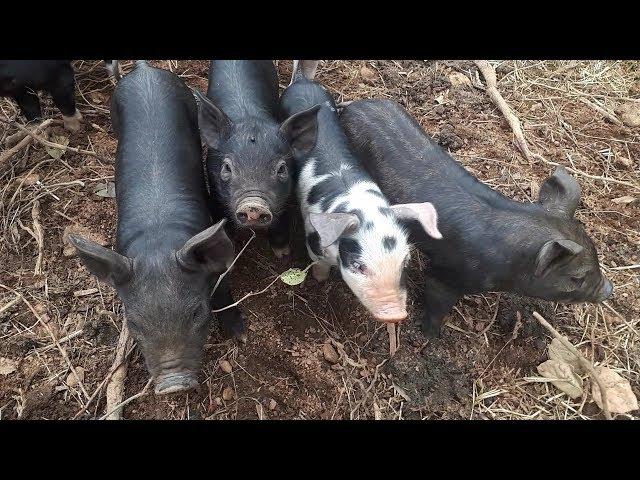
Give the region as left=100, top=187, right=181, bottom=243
left=0, top=60, right=638, bottom=420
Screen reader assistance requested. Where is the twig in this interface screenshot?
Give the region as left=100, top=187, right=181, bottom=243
left=532, top=311, right=611, bottom=420
left=99, top=378, right=153, bottom=421
left=474, top=60, right=545, bottom=164
left=0, top=284, right=91, bottom=402
left=212, top=261, right=316, bottom=313
left=0, top=116, right=110, bottom=162
left=578, top=97, right=624, bottom=127
left=477, top=293, right=502, bottom=336
left=210, top=229, right=256, bottom=297
left=0, top=119, right=55, bottom=170
left=0, top=294, right=21, bottom=316
left=31, top=201, right=44, bottom=275
left=387, top=323, right=398, bottom=357
left=104, top=322, right=133, bottom=420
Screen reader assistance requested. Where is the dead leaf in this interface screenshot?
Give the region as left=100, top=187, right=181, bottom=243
left=612, top=196, right=636, bottom=205
left=616, top=102, right=640, bottom=128
left=537, top=359, right=583, bottom=399
left=548, top=338, right=584, bottom=374
left=94, top=182, right=116, bottom=198
left=322, top=343, right=340, bottom=364
left=66, top=367, right=85, bottom=387
left=592, top=366, right=639, bottom=414
left=0, top=357, right=18, bottom=376
left=45, top=134, right=69, bottom=159
left=448, top=71, right=472, bottom=88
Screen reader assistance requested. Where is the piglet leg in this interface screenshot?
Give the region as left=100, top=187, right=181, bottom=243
left=213, top=277, right=247, bottom=343
left=421, top=276, right=460, bottom=338
left=268, top=210, right=291, bottom=259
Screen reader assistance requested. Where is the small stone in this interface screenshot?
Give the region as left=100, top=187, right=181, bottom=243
left=219, top=359, right=233, bottom=374
left=214, top=397, right=222, bottom=406
left=66, top=367, right=85, bottom=387
left=268, top=399, right=277, bottom=410
left=0, top=357, right=18, bottom=376
left=322, top=343, right=340, bottom=364
left=222, top=386, right=235, bottom=401
left=360, top=66, right=377, bottom=83
left=617, top=102, right=640, bottom=128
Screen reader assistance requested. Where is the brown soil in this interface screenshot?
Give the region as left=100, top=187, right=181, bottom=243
left=1, top=60, right=638, bottom=420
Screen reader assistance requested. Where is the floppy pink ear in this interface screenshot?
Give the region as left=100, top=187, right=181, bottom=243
left=390, top=202, right=442, bottom=239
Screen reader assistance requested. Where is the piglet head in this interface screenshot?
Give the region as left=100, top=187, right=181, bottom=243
left=195, top=89, right=320, bottom=228
left=69, top=219, right=234, bottom=395
left=309, top=202, right=441, bottom=323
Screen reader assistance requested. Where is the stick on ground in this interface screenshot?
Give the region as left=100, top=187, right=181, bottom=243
left=474, top=60, right=545, bottom=164
left=104, top=322, right=133, bottom=420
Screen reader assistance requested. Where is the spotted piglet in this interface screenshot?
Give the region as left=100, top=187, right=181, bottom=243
left=279, top=61, right=443, bottom=323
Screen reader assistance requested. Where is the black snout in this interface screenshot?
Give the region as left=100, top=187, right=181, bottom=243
left=596, top=278, right=614, bottom=302
left=154, top=371, right=199, bottom=395
left=235, top=197, right=273, bottom=226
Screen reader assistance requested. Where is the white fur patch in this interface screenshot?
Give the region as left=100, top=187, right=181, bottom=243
left=298, top=158, right=411, bottom=321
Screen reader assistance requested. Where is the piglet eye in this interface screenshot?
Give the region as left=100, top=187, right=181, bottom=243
left=350, top=261, right=367, bottom=275
left=276, top=160, right=288, bottom=180
left=221, top=159, right=232, bottom=181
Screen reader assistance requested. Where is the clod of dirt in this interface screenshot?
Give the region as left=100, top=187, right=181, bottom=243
left=66, top=367, right=85, bottom=387
left=222, top=386, right=235, bottom=401
left=322, top=343, right=340, bottom=364
left=448, top=72, right=472, bottom=88
left=360, top=66, right=377, bottom=84
left=83, top=316, right=118, bottom=345
left=219, top=360, right=233, bottom=374
left=616, top=102, right=640, bottom=128
left=0, top=357, right=18, bottom=376
left=22, top=174, right=40, bottom=186
left=615, top=156, right=634, bottom=169
left=436, top=125, right=464, bottom=150
left=20, top=383, right=54, bottom=419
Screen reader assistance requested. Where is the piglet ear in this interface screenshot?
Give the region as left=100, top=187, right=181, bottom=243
left=538, top=167, right=581, bottom=218
left=390, top=202, right=442, bottom=239
left=309, top=212, right=360, bottom=248
left=279, top=104, right=321, bottom=156
left=535, top=239, right=584, bottom=277
left=177, top=219, right=234, bottom=273
left=194, top=89, right=233, bottom=149
left=68, top=235, right=132, bottom=287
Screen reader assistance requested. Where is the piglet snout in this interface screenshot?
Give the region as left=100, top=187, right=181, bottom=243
left=236, top=197, right=273, bottom=226
left=372, top=305, right=408, bottom=323
left=154, top=371, right=199, bottom=395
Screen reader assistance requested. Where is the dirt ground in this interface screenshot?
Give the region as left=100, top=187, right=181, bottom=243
left=0, top=60, right=638, bottom=420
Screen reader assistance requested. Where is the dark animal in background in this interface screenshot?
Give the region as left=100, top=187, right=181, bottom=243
left=104, top=60, right=121, bottom=81
left=69, top=61, right=241, bottom=395
left=0, top=60, right=82, bottom=131
left=279, top=61, right=442, bottom=323
left=340, top=99, right=614, bottom=336
left=195, top=60, right=320, bottom=258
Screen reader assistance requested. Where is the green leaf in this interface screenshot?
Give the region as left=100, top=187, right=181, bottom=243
left=279, top=268, right=307, bottom=286
left=94, top=182, right=116, bottom=198
left=45, top=134, right=69, bottom=159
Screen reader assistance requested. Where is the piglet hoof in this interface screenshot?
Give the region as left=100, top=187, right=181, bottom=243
left=271, top=244, right=291, bottom=260
left=220, top=311, right=247, bottom=344
left=312, top=263, right=331, bottom=283
left=421, top=317, right=443, bottom=338
left=62, top=110, right=83, bottom=132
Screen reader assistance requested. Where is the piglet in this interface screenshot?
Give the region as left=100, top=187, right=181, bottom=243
left=340, top=98, right=614, bottom=336
left=69, top=61, right=239, bottom=394
left=195, top=60, right=320, bottom=258
left=279, top=61, right=442, bottom=323
left=0, top=60, right=82, bottom=131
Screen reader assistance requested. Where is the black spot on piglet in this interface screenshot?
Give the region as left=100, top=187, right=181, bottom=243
left=382, top=236, right=397, bottom=251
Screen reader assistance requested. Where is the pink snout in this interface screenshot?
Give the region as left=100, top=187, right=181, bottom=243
left=371, top=305, right=408, bottom=323
left=235, top=197, right=273, bottom=226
